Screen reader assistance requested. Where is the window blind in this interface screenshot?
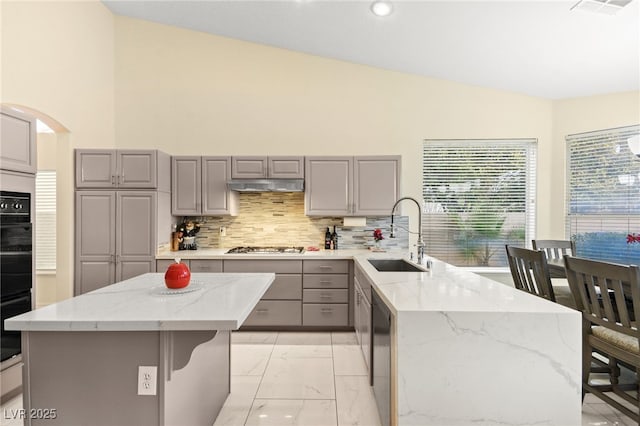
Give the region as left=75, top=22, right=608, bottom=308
left=566, top=125, right=640, bottom=264
left=35, top=171, right=56, bottom=271
left=422, top=139, right=537, bottom=267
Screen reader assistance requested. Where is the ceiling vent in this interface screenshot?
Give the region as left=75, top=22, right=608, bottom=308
left=570, top=0, right=634, bottom=14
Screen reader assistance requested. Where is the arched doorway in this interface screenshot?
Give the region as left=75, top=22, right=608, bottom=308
left=1, top=103, right=73, bottom=306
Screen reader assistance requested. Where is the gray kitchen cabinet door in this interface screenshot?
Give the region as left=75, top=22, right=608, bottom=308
left=202, top=156, right=238, bottom=215
left=116, top=191, right=157, bottom=260
left=117, top=150, right=157, bottom=189
left=172, top=156, right=202, bottom=215
left=268, top=156, right=304, bottom=178
left=305, top=157, right=353, bottom=216
left=353, top=156, right=401, bottom=216
left=231, top=156, right=267, bottom=179
left=117, top=260, right=155, bottom=282
left=75, top=191, right=117, bottom=294
left=75, top=150, right=117, bottom=188
left=0, top=107, right=36, bottom=174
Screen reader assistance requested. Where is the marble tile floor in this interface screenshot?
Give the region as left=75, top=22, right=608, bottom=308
left=0, top=331, right=637, bottom=426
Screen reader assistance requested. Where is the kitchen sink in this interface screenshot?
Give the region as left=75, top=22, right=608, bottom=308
left=368, top=259, right=425, bottom=272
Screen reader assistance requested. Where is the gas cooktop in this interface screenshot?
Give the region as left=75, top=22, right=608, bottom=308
left=226, top=246, right=305, bottom=254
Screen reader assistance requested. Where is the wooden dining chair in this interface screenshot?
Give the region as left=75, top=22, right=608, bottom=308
left=505, top=245, right=556, bottom=302
left=532, top=239, right=576, bottom=278
left=564, top=255, right=640, bottom=421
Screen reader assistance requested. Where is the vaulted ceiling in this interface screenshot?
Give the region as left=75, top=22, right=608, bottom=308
left=103, top=0, right=640, bottom=99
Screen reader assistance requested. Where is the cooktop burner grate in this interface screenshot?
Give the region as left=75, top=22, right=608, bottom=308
left=226, top=246, right=305, bottom=254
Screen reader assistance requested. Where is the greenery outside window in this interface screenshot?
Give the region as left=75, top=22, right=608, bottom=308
left=422, top=139, right=537, bottom=268
left=566, top=125, right=640, bottom=264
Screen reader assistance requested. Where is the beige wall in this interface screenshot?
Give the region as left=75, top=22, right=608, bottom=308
left=2, top=5, right=638, bottom=300
left=2, top=0, right=116, bottom=302
left=114, top=17, right=553, bottom=240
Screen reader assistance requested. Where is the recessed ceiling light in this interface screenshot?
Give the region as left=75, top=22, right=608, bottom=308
left=370, top=1, right=393, bottom=17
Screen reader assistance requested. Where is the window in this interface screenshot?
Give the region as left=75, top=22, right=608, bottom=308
left=566, top=125, right=640, bottom=264
left=422, top=139, right=537, bottom=268
left=35, top=171, right=56, bottom=271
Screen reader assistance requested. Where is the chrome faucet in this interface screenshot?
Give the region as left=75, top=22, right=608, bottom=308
left=390, top=197, right=425, bottom=265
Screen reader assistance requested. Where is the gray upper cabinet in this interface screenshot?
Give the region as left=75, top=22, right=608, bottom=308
left=1, top=107, right=37, bottom=174
left=171, top=156, right=238, bottom=216
left=203, top=157, right=237, bottom=215
left=305, top=156, right=400, bottom=216
left=75, top=149, right=170, bottom=190
left=232, top=156, right=304, bottom=179
left=75, top=191, right=159, bottom=295
left=305, top=157, right=353, bottom=216
left=172, top=156, right=201, bottom=216
left=231, top=156, right=267, bottom=179
left=268, top=156, right=304, bottom=178
left=353, top=156, right=400, bottom=216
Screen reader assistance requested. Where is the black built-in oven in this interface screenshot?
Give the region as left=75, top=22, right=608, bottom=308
left=0, top=191, right=32, bottom=364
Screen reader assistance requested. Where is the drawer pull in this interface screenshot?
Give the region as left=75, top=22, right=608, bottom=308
left=319, top=280, right=332, bottom=284
left=256, top=309, right=269, bottom=314
left=319, top=266, right=333, bottom=269
left=320, top=308, right=333, bottom=313
left=320, top=294, right=332, bottom=299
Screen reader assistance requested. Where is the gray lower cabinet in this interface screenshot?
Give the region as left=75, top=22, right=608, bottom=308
left=75, top=190, right=169, bottom=295
left=303, top=260, right=350, bottom=327
left=223, top=260, right=303, bottom=327
left=1, top=107, right=36, bottom=174
left=354, top=262, right=372, bottom=374
left=190, top=259, right=223, bottom=273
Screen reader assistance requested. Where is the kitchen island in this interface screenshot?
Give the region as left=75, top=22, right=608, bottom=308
left=4, top=272, right=275, bottom=426
left=157, top=249, right=582, bottom=425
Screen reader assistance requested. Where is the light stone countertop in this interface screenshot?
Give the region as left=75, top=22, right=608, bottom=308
left=157, top=248, right=574, bottom=316
left=5, top=272, right=275, bottom=332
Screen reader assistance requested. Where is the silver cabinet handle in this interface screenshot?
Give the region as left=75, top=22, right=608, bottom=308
left=320, top=294, right=332, bottom=299
left=319, top=281, right=332, bottom=285
left=320, top=308, right=333, bottom=313
left=319, top=266, right=333, bottom=270
left=256, top=309, right=269, bottom=314
left=110, top=254, right=116, bottom=264
left=111, top=175, right=116, bottom=186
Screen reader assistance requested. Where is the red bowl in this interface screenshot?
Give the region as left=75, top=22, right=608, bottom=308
left=164, top=261, right=191, bottom=289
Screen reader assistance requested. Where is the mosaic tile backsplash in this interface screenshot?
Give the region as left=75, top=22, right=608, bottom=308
left=174, top=192, right=409, bottom=250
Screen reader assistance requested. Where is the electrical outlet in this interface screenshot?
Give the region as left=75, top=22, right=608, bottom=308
left=137, top=366, right=157, bottom=396
left=219, top=226, right=226, bottom=237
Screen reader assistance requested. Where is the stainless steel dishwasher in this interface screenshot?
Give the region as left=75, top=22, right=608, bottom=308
left=372, top=288, right=391, bottom=426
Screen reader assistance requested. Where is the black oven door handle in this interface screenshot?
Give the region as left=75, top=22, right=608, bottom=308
left=0, top=251, right=33, bottom=256
left=1, top=294, right=31, bottom=308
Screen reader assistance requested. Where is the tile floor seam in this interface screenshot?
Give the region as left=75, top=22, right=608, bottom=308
left=331, top=333, right=341, bottom=426
left=245, top=331, right=279, bottom=426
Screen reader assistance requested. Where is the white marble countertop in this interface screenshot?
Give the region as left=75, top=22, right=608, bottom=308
left=352, top=253, right=575, bottom=316
left=5, top=273, right=275, bottom=332
left=157, top=248, right=574, bottom=316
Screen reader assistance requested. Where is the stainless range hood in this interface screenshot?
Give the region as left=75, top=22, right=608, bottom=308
left=227, top=179, right=304, bottom=192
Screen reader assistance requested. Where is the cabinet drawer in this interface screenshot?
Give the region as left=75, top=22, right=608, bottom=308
left=303, top=289, right=348, bottom=303
left=303, top=274, right=349, bottom=289
left=303, top=260, right=349, bottom=274
left=224, top=260, right=302, bottom=274
left=263, top=275, right=302, bottom=300
left=303, top=304, right=348, bottom=326
left=190, top=259, right=223, bottom=273
left=243, top=301, right=301, bottom=326
left=156, top=259, right=190, bottom=271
